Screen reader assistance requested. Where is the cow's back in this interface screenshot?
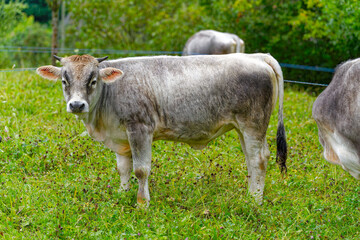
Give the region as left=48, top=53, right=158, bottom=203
left=183, top=30, right=243, bottom=55
left=183, top=30, right=214, bottom=55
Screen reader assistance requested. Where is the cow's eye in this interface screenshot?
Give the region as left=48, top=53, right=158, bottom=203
left=90, top=80, right=97, bottom=87
left=63, top=71, right=70, bottom=86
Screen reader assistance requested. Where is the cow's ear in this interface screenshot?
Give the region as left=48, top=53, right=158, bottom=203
left=36, top=66, right=61, bottom=81
left=99, top=67, right=123, bottom=84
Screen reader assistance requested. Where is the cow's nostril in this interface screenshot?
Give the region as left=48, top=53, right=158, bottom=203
left=79, top=103, right=85, bottom=111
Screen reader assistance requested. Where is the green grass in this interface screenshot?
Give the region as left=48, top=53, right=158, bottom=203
left=0, top=71, right=359, bottom=239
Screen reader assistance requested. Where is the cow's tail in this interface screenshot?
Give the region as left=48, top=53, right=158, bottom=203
left=265, top=55, right=287, bottom=174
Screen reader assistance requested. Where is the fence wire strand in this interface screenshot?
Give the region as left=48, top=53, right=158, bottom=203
left=284, top=80, right=328, bottom=87
left=0, top=68, right=37, bottom=73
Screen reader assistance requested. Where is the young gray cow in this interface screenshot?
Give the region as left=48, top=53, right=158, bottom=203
left=37, top=53, right=287, bottom=205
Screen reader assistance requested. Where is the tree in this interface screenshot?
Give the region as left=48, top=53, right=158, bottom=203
left=45, top=0, right=61, bottom=66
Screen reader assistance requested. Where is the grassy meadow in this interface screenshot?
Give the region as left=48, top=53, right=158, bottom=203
left=0, top=71, right=359, bottom=239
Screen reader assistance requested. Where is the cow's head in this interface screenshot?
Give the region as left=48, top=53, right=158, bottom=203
left=36, top=55, right=123, bottom=114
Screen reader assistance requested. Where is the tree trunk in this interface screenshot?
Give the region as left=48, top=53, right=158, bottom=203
left=51, top=7, right=59, bottom=66
left=46, top=0, right=62, bottom=66
left=60, top=1, right=66, bottom=50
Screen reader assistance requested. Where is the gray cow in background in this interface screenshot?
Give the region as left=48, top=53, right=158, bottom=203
left=182, top=30, right=245, bottom=56
left=313, top=58, right=360, bottom=179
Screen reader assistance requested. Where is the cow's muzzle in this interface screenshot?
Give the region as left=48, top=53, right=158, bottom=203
left=68, top=101, right=86, bottom=113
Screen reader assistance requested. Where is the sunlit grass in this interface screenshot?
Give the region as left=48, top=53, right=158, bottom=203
left=0, top=72, right=359, bottom=239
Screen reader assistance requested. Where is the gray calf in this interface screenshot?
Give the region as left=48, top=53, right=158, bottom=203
left=37, top=53, right=287, bottom=205
left=182, top=30, right=245, bottom=56
left=313, top=59, right=360, bottom=179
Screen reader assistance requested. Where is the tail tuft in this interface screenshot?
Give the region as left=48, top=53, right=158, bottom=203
left=276, top=122, right=287, bottom=173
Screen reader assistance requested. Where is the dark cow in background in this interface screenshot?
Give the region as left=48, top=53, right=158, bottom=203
left=182, top=30, right=245, bottom=56
left=36, top=53, right=287, bottom=206
left=313, top=59, right=360, bottom=179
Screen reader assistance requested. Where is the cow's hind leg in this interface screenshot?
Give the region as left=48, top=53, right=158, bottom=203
left=237, top=130, right=250, bottom=175
left=116, top=154, right=133, bottom=191
left=240, top=131, right=270, bottom=204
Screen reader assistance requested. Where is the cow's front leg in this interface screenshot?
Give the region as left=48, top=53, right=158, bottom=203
left=116, top=153, right=133, bottom=191
left=126, top=124, right=153, bottom=206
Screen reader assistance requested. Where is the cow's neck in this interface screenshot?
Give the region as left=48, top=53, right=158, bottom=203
left=79, top=84, right=110, bottom=141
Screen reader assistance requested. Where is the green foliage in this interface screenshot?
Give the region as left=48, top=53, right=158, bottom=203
left=292, top=0, right=360, bottom=59
left=0, top=1, right=51, bottom=68
left=65, top=0, right=207, bottom=53
left=22, top=0, right=51, bottom=23
left=1, top=71, right=360, bottom=238
left=0, top=16, right=52, bottom=68
left=0, top=0, right=27, bottom=38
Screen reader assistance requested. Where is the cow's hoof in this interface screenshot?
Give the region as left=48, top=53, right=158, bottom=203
left=136, top=200, right=149, bottom=209
left=120, top=184, right=130, bottom=192
left=137, top=195, right=149, bottom=208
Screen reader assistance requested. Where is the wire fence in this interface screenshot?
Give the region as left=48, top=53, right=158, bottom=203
left=279, top=63, right=334, bottom=73
left=0, top=45, right=333, bottom=87
left=0, top=46, right=182, bottom=55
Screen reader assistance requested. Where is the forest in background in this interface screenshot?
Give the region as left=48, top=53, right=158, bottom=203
left=1, top=0, right=360, bottom=84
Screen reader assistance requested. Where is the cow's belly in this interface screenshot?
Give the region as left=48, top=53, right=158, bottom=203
left=154, top=123, right=235, bottom=149
left=85, top=118, right=235, bottom=154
